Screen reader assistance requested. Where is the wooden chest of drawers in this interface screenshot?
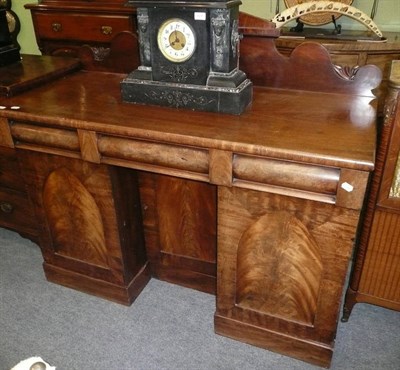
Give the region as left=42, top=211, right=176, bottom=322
left=0, top=147, right=37, bottom=240
left=32, top=12, right=134, bottom=43
left=25, top=1, right=137, bottom=58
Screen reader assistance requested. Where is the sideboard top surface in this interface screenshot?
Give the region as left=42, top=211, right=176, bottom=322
left=0, top=70, right=377, bottom=171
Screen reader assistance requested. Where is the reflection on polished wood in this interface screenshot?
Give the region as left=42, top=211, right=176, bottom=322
left=0, top=54, right=80, bottom=97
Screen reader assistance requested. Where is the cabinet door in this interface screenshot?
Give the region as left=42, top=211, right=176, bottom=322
left=18, top=150, right=150, bottom=305
left=215, top=186, right=362, bottom=367
left=139, top=172, right=217, bottom=294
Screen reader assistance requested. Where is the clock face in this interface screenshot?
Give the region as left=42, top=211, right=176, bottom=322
left=157, top=18, right=196, bottom=63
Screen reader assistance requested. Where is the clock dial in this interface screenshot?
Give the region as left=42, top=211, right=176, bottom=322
left=157, top=18, right=196, bottom=63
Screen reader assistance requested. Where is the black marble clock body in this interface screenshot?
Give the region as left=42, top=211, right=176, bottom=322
left=0, top=8, right=21, bottom=67
left=0, top=8, right=20, bottom=67
left=121, top=0, right=253, bottom=115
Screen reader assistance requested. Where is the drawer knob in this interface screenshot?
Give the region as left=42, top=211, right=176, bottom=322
left=52, top=22, right=62, bottom=32
left=101, top=26, right=113, bottom=35
left=0, top=202, right=14, bottom=214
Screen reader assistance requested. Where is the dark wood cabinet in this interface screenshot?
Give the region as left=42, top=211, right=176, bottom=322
left=0, top=146, right=37, bottom=240
left=342, top=60, right=400, bottom=320
left=25, top=0, right=138, bottom=63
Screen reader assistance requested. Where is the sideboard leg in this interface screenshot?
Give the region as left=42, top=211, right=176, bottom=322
left=341, top=287, right=357, bottom=322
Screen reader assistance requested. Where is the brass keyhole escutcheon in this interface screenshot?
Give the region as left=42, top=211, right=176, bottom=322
left=0, top=202, right=13, bottom=214
left=101, top=26, right=113, bottom=35
left=51, top=22, right=62, bottom=32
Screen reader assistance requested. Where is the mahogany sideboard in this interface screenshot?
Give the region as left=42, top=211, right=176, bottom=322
left=0, top=42, right=382, bottom=366
left=342, top=60, right=400, bottom=320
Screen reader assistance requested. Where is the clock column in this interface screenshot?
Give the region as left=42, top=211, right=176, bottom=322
left=208, top=7, right=247, bottom=88
left=133, top=8, right=152, bottom=80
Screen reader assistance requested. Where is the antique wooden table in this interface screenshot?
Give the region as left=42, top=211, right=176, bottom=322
left=0, top=49, right=380, bottom=366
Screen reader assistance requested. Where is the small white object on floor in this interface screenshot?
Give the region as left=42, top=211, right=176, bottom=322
left=10, top=357, right=56, bottom=370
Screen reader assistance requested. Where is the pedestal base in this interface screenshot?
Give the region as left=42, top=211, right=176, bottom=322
left=214, top=314, right=333, bottom=368
left=121, top=77, right=253, bottom=115
left=43, top=262, right=152, bottom=305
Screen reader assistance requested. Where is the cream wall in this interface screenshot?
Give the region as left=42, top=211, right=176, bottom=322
left=12, top=1, right=400, bottom=55
left=13, top=1, right=40, bottom=54
left=240, top=0, right=400, bottom=31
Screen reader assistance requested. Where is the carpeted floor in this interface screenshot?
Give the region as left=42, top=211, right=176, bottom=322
left=1, top=227, right=399, bottom=370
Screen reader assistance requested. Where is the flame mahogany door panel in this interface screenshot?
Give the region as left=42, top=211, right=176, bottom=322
left=215, top=186, right=363, bottom=367
left=138, top=172, right=217, bottom=294
left=17, top=150, right=150, bottom=305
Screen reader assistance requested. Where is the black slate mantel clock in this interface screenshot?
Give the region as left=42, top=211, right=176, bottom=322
left=121, top=0, right=253, bottom=114
left=0, top=0, right=20, bottom=67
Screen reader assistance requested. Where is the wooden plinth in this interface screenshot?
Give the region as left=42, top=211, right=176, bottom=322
left=44, top=262, right=151, bottom=305
left=214, top=314, right=333, bottom=368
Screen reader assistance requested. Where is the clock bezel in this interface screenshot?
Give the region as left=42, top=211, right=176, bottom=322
left=157, top=18, right=197, bottom=63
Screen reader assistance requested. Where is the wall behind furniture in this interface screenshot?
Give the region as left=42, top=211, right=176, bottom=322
left=13, top=1, right=40, bottom=54
left=12, top=1, right=400, bottom=54
left=241, top=0, right=400, bottom=32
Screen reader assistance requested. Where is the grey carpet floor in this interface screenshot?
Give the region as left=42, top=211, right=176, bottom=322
left=1, top=227, right=399, bottom=370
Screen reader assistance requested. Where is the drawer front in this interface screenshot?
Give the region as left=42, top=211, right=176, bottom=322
left=0, top=187, right=37, bottom=234
left=0, top=147, right=26, bottom=192
left=233, top=154, right=340, bottom=195
left=328, top=52, right=360, bottom=68
left=11, top=122, right=80, bottom=153
left=97, top=135, right=210, bottom=182
left=33, top=12, right=134, bottom=42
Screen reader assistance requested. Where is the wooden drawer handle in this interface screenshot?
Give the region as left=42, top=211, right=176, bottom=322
left=101, top=26, right=113, bottom=35
left=52, top=22, right=62, bottom=32
left=0, top=202, right=14, bottom=214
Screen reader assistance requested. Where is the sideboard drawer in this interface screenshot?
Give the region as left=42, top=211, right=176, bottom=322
left=0, top=147, right=26, bottom=192
left=33, top=12, right=133, bottom=43
left=233, top=154, right=340, bottom=195
left=0, top=187, right=37, bottom=235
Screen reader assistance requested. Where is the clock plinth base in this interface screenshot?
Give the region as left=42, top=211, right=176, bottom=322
left=121, top=77, right=253, bottom=115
